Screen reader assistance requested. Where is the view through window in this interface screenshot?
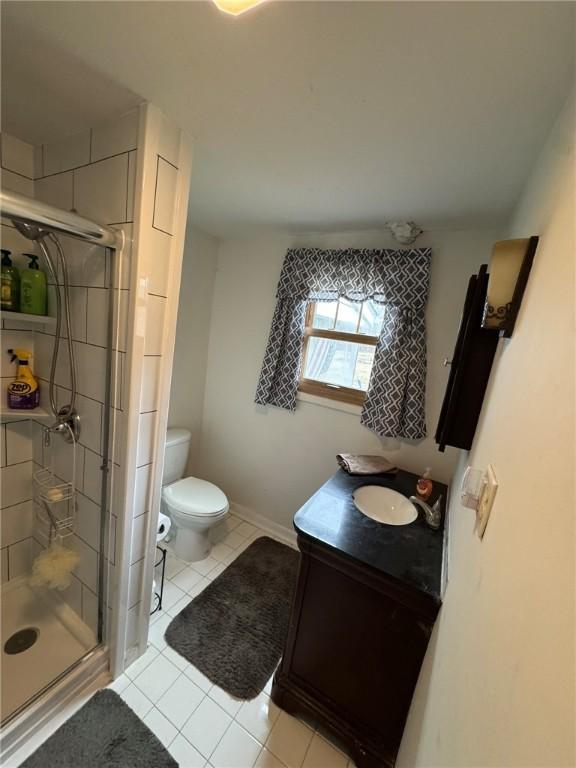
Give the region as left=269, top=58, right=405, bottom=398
left=300, top=298, right=385, bottom=404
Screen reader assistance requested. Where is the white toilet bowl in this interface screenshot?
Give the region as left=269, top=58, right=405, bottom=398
left=163, top=476, right=229, bottom=561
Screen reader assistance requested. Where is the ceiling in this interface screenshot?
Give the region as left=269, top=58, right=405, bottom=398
left=2, top=1, right=574, bottom=237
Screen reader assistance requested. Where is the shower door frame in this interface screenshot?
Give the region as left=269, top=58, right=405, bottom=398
left=0, top=190, right=125, bottom=757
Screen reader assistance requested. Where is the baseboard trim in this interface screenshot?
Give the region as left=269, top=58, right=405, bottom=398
left=230, top=502, right=298, bottom=549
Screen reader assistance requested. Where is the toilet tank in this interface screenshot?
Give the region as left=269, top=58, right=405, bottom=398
left=163, top=428, right=192, bottom=485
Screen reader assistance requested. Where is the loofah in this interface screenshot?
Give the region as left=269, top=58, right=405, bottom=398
left=30, top=543, right=80, bottom=591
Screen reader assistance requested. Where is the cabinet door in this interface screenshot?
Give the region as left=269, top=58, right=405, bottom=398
left=290, top=556, right=432, bottom=750
left=436, top=265, right=499, bottom=451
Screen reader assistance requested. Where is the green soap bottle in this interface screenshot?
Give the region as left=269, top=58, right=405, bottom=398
left=20, top=254, right=47, bottom=316
left=1, top=249, right=20, bottom=311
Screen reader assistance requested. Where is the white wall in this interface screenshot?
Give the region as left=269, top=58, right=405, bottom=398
left=196, top=228, right=499, bottom=530
left=398, top=91, right=575, bottom=767
left=168, top=226, right=218, bottom=473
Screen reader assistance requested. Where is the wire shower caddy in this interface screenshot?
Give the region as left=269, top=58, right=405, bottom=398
left=34, top=423, right=77, bottom=542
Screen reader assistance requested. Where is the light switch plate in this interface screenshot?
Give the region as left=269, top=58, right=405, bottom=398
left=476, top=464, right=498, bottom=539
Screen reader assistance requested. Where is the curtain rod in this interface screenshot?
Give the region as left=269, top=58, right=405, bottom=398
left=1, top=189, right=121, bottom=248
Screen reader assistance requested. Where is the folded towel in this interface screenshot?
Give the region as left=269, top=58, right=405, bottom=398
left=336, top=454, right=398, bottom=476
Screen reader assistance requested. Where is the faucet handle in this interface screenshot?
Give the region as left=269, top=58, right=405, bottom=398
left=430, top=495, right=443, bottom=529
left=432, top=494, right=443, bottom=512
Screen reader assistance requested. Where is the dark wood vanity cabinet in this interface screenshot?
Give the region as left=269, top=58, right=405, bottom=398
left=272, top=536, right=440, bottom=768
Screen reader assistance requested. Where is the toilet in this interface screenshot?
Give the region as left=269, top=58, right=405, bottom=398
left=162, top=428, right=229, bottom=562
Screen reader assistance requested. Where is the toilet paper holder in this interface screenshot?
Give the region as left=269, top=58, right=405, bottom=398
left=151, top=545, right=167, bottom=616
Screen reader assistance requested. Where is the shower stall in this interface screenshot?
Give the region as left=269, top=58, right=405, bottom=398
left=1, top=190, right=123, bottom=740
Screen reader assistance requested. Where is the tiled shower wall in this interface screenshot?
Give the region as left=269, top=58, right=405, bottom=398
left=0, top=420, right=34, bottom=584
left=1, top=135, right=38, bottom=585
left=0, top=105, right=192, bottom=670
left=31, top=113, right=136, bottom=638
left=120, top=107, right=192, bottom=664
left=1, top=128, right=126, bottom=636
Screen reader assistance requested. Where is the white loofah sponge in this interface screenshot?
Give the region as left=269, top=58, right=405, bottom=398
left=30, top=543, right=80, bottom=591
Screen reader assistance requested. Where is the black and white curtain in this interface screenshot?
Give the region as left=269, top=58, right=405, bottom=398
left=254, top=247, right=432, bottom=439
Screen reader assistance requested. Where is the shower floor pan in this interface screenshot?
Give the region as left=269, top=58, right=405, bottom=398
left=1, top=576, right=96, bottom=724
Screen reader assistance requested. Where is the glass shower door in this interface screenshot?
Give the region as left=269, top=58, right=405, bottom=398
left=0, top=233, right=121, bottom=725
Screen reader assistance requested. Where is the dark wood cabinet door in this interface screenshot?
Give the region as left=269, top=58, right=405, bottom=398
left=436, top=265, right=499, bottom=451
left=290, top=556, right=431, bottom=748
left=273, top=540, right=438, bottom=767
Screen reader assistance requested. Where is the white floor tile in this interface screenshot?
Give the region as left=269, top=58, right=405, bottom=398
left=222, top=552, right=239, bottom=567
left=235, top=522, right=258, bottom=539
left=263, top=671, right=276, bottom=696
left=265, top=711, right=314, bottom=768
left=302, top=734, right=348, bottom=768
left=172, top=566, right=204, bottom=593
left=184, top=664, right=214, bottom=693
left=143, top=706, right=178, bottom=748
left=149, top=607, right=165, bottom=625
left=188, top=576, right=210, bottom=597
left=169, top=733, right=207, bottom=768
left=255, top=747, right=287, bottom=768
left=236, top=691, right=280, bottom=745
left=188, top=577, right=211, bottom=598
left=223, top=531, right=245, bottom=550
left=125, top=643, right=159, bottom=680
left=236, top=536, right=260, bottom=555
left=107, top=673, right=131, bottom=696
left=148, top=611, right=172, bottom=651
left=120, top=683, right=154, bottom=719
left=161, top=580, right=187, bottom=610
left=165, top=553, right=188, bottom=580
left=191, top=556, right=219, bottom=577
left=209, top=685, right=243, bottom=717
left=210, top=542, right=235, bottom=562
left=133, top=653, right=181, bottom=703
left=162, top=645, right=189, bottom=671
left=206, top=563, right=227, bottom=581
left=167, top=593, right=193, bottom=618
left=181, top=696, right=232, bottom=759
left=211, top=721, right=262, bottom=768
left=156, top=673, right=205, bottom=729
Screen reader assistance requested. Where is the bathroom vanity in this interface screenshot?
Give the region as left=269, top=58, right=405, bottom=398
left=272, top=469, right=447, bottom=768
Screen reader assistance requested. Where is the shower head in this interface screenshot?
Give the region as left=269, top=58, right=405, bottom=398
left=12, top=219, right=51, bottom=241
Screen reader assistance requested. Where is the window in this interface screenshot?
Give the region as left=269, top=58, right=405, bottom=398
left=299, top=298, right=385, bottom=405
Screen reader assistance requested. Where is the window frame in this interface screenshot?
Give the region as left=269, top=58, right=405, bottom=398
left=299, top=301, right=380, bottom=406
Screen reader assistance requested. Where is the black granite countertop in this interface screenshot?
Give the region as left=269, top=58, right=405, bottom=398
left=294, top=468, right=447, bottom=604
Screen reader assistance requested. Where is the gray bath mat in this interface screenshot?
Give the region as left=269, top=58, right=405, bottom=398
left=165, top=536, right=299, bottom=699
left=21, top=689, right=176, bottom=768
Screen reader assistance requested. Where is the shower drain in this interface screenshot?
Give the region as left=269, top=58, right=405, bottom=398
left=4, top=627, right=39, bottom=655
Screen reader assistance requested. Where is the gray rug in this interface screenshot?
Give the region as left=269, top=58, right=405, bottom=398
left=21, top=689, right=176, bottom=768
left=165, top=536, right=299, bottom=699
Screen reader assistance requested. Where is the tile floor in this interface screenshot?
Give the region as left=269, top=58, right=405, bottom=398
left=110, top=514, right=354, bottom=768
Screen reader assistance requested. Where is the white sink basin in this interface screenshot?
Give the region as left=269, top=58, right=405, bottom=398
left=352, top=486, right=417, bottom=526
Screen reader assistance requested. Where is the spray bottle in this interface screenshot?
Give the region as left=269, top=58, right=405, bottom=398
left=6, top=349, right=40, bottom=409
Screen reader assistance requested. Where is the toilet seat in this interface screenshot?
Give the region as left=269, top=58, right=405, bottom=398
left=163, top=476, right=228, bottom=518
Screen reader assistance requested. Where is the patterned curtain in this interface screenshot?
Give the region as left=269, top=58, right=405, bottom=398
left=255, top=247, right=431, bottom=439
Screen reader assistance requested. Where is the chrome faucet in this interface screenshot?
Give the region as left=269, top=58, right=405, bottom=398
left=409, top=495, right=443, bottom=530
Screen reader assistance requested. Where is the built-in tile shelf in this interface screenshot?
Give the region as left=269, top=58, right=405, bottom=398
left=0, top=310, right=56, bottom=327
left=1, top=406, right=53, bottom=424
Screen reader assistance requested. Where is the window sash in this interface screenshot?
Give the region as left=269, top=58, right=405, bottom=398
left=300, top=303, right=379, bottom=405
